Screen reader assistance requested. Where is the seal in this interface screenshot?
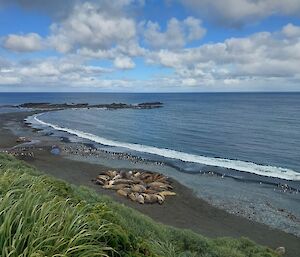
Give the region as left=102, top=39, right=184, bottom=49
left=112, top=179, right=134, bottom=185
left=136, top=194, right=145, bottom=204
left=117, top=189, right=128, bottom=197
left=110, top=184, right=130, bottom=190
left=131, top=184, right=146, bottom=193
left=159, top=191, right=176, bottom=197
left=97, top=175, right=110, bottom=183
left=94, top=169, right=175, bottom=205
left=142, top=193, right=158, bottom=204
left=156, top=194, right=164, bottom=204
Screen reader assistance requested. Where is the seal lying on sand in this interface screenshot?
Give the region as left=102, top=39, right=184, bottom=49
left=93, top=170, right=176, bottom=205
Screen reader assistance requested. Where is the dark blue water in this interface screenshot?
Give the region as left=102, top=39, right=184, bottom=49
left=1, top=92, right=300, bottom=181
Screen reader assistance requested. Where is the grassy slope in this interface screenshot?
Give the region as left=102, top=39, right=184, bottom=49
left=0, top=154, right=278, bottom=257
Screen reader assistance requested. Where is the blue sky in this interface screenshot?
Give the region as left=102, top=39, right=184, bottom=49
left=0, top=0, right=300, bottom=92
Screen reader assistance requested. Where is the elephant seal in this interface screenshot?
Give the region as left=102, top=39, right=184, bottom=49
left=149, top=182, right=172, bottom=191
left=156, top=194, right=164, bottom=204
left=159, top=191, right=176, bottom=197
left=131, top=184, right=146, bottom=193
left=157, top=193, right=165, bottom=201
left=144, top=189, right=157, bottom=194
left=128, top=192, right=137, bottom=202
left=97, top=175, right=110, bottom=182
left=120, top=170, right=132, bottom=179
left=112, top=179, right=134, bottom=185
left=140, top=173, right=153, bottom=181
left=93, top=179, right=104, bottom=186
left=142, top=193, right=151, bottom=203
left=117, top=189, right=128, bottom=197
left=103, top=184, right=113, bottom=189
left=105, top=170, right=117, bottom=178
left=134, top=171, right=141, bottom=177
left=111, top=184, right=130, bottom=190
left=112, top=174, right=122, bottom=180
left=149, top=181, right=171, bottom=188
left=142, top=194, right=158, bottom=204
left=136, top=194, right=145, bottom=204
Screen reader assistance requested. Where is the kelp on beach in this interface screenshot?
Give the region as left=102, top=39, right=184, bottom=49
left=0, top=153, right=279, bottom=257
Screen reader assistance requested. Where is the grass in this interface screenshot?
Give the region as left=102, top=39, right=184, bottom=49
left=0, top=153, right=279, bottom=257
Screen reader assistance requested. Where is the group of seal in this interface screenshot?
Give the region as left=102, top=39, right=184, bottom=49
left=93, top=170, right=176, bottom=204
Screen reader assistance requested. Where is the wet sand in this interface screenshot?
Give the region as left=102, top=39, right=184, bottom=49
left=1, top=111, right=300, bottom=257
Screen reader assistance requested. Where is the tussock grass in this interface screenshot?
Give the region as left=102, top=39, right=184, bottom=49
left=0, top=154, right=279, bottom=257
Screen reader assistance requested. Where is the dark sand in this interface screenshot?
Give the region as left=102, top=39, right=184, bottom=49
left=1, top=111, right=299, bottom=257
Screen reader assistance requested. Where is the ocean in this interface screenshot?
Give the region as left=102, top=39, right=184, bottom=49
left=2, top=92, right=300, bottom=181
left=1, top=92, right=300, bottom=235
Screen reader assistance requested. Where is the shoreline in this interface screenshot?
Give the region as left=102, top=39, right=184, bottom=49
left=1, top=110, right=300, bottom=256
left=27, top=111, right=300, bottom=184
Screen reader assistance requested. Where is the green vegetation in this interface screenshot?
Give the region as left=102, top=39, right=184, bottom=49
left=0, top=153, right=278, bottom=257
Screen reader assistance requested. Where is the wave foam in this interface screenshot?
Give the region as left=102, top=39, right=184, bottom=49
left=32, top=113, right=300, bottom=181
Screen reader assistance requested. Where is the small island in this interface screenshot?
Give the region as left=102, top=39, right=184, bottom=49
left=16, top=101, right=163, bottom=110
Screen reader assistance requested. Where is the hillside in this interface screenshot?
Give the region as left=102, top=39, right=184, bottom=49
left=0, top=153, right=278, bottom=257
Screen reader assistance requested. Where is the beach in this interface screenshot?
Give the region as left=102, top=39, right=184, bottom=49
left=0, top=110, right=299, bottom=257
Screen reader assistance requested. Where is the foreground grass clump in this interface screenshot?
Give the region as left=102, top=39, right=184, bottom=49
left=0, top=154, right=278, bottom=257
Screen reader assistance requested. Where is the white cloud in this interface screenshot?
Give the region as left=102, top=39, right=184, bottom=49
left=0, top=75, right=21, bottom=85
left=3, top=33, right=43, bottom=52
left=0, top=56, right=112, bottom=88
left=184, top=17, right=206, bottom=41
left=48, top=2, right=137, bottom=53
left=113, top=56, right=135, bottom=69
left=147, top=24, right=300, bottom=88
left=282, top=23, right=300, bottom=38
left=143, top=17, right=206, bottom=49
left=1, top=1, right=143, bottom=72
left=179, top=0, right=300, bottom=26
left=181, top=78, right=198, bottom=86
left=77, top=40, right=146, bottom=59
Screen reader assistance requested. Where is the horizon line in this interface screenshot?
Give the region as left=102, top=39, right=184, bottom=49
left=1, top=91, right=300, bottom=94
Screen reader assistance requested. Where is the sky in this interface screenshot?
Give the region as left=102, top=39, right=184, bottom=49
left=0, top=0, right=300, bottom=92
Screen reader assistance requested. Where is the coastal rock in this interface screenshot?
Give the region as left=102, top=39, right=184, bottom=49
left=50, top=146, right=61, bottom=155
